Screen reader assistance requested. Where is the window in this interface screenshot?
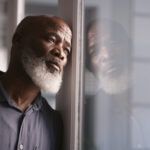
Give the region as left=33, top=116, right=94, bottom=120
left=83, top=0, right=150, bottom=150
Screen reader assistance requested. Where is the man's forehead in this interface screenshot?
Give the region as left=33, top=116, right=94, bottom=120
left=23, top=15, right=72, bottom=35
left=57, top=29, right=72, bottom=42
left=39, top=18, right=72, bottom=40
left=43, top=24, right=71, bottom=44
left=48, top=22, right=72, bottom=37
left=38, top=16, right=72, bottom=34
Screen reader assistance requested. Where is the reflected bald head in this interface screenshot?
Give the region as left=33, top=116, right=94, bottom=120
left=12, top=15, right=72, bottom=44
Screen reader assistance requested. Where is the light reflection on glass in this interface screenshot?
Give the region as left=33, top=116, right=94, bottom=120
left=83, top=0, right=150, bottom=150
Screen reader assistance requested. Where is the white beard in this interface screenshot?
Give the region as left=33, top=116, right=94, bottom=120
left=98, top=71, right=131, bottom=95
left=21, top=50, right=63, bottom=94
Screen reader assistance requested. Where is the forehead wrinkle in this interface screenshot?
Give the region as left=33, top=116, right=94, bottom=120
left=54, top=25, right=72, bottom=39
left=35, top=16, right=72, bottom=43
left=43, top=20, right=72, bottom=40
left=45, top=17, right=72, bottom=36
left=56, top=30, right=72, bottom=45
left=36, top=16, right=72, bottom=45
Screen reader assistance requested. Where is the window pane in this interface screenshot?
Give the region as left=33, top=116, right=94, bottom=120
left=132, top=63, right=150, bottom=104
left=131, top=108, right=150, bottom=149
left=83, top=0, right=150, bottom=150
left=133, top=18, right=150, bottom=58
left=134, top=0, right=150, bottom=14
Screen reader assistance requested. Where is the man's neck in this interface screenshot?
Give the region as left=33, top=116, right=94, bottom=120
left=0, top=71, right=40, bottom=112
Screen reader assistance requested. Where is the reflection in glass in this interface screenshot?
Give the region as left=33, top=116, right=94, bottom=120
left=84, top=0, right=150, bottom=149
left=84, top=18, right=132, bottom=150
left=87, top=20, right=131, bottom=94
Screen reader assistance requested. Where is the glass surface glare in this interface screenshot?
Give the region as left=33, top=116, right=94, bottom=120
left=84, top=0, right=150, bottom=150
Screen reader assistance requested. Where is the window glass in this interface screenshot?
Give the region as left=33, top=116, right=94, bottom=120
left=135, top=0, right=150, bottom=14
left=133, top=18, right=150, bottom=58
left=83, top=0, right=150, bottom=150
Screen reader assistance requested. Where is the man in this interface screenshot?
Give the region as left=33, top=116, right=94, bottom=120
left=0, top=15, right=72, bottom=150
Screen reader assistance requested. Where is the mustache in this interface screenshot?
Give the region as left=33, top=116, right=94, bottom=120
left=42, top=57, right=62, bottom=64
left=43, top=56, right=63, bottom=73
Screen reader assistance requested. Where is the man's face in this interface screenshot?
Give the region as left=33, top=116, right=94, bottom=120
left=21, top=18, right=72, bottom=93
left=25, top=21, right=72, bottom=74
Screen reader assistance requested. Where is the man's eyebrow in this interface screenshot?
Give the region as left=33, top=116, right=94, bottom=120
left=47, top=32, right=59, bottom=38
left=65, top=41, right=71, bottom=48
left=47, top=32, right=71, bottom=48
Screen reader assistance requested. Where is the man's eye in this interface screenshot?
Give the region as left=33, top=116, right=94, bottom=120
left=48, top=37, right=55, bottom=43
left=64, top=48, right=70, bottom=55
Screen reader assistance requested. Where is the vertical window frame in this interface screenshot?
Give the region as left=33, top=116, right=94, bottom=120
left=57, top=0, right=85, bottom=150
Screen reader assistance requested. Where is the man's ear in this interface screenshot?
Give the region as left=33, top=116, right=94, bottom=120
left=12, top=33, right=23, bottom=47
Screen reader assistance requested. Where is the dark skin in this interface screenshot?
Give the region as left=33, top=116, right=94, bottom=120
left=0, top=15, right=72, bottom=112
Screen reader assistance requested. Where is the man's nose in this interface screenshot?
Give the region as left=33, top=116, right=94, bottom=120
left=50, top=47, right=65, bottom=60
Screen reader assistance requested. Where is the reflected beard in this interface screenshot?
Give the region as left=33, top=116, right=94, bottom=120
left=22, top=50, right=63, bottom=94
left=98, top=70, right=131, bottom=94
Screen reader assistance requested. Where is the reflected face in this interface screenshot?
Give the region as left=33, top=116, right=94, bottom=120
left=87, top=21, right=131, bottom=94
left=88, top=23, right=127, bottom=79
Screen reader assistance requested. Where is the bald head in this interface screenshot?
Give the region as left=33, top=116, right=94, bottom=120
left=12, top=15, right=72, bottom=44
left=11, top=15, right=72, bottom=59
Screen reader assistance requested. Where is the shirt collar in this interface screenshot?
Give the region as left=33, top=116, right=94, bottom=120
left=0, top=81, right=43, bottom=112
left=31, top=92, right=43, bottom=111
left=0, top=81, right=25, bottom=110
